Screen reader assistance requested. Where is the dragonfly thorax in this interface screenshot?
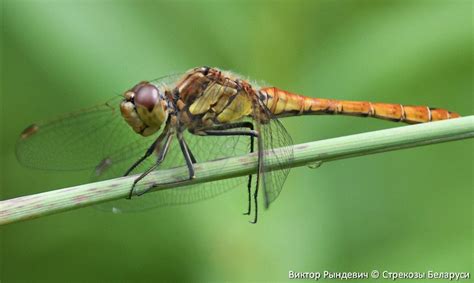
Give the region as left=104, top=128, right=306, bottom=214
left=120, top=81, right=169, bottom=136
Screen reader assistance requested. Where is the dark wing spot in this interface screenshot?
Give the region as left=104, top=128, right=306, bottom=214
left=20, top=124, right=39, bottom=140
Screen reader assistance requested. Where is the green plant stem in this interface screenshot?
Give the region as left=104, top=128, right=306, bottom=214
left=1, top=116, right=473, bottom=225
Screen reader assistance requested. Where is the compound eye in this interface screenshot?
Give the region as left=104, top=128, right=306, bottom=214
left=135, top=84, right=159, bottom=111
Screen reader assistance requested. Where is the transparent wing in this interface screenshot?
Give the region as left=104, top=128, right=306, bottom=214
left=94, top=129, right=252, bottom=212
left=150, top=73, right=184, bottom=88
left=257, top=103, right=294, bottom=208
left=15, top=96, right=147, bottom=170
left=15, top=74, right=185, bottom=171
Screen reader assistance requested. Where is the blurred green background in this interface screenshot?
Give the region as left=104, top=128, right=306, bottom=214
left=1, top=0, right=472, bottom=282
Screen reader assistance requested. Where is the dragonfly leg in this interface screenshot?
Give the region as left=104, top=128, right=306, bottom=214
left=201, top=122, right=259, bottom=222
left=123, top=138, right=159, bottom=177
left=177, top=130, right=196, bottom=180
left=245, top=128, right=254, bottom=216
left=128, top=133, right=173, bottom=198
left=183, top=139, right=197, bottom=164
left=124, top=123, right=171, bottom=177
left=202, top=122, right=256, bottom=215
left=132, top=131, right=196, bottom=198
left=250, top=133, right=264, bottom=224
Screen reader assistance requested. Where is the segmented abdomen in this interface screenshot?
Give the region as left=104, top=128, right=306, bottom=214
left=259, top=87, right=460, bottom=123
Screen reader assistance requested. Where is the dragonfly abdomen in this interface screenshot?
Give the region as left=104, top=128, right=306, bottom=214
left=259, top=87, right=460, bottom=123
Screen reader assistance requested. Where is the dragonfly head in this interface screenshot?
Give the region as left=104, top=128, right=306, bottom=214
left=120, top=81, right=169, bottom=136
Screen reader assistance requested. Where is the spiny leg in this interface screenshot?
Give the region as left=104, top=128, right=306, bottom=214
left=178, top=131, right=195, bottom=180
left=123, top=138, right=159, bottom=177
left=250, top=133, right=264, bottom=224
left=131, top=131, right=200, bottom=198
left=201, top=122, right=258, bottom=220
left=244, top=131, right=254, bottom=215
left=183, top=138, right=197, bottom=164
left=128, top=133, right=173, bottom=198
left=124, top=124, right=170, bottom=177
left=206, top=122, right=256, bottom=215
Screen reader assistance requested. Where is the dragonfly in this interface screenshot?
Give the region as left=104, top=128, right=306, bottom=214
left=16, top=66, right=460, bottom=223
